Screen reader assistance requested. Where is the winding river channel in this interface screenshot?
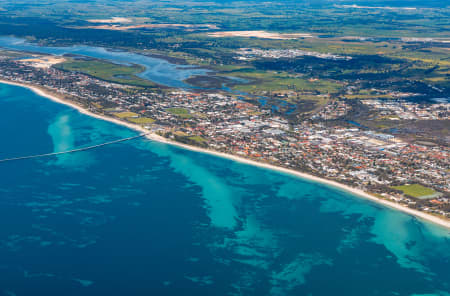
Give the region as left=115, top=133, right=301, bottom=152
left=0, top=36, right=210, bottom=88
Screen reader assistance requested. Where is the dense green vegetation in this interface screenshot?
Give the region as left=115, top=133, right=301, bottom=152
left=0, top=0, right=447, bottom=103
left=174, top=133, right=208, bottom=147
left=227, top=70, right=341, bottom=94
left=1, top=0, right=449, bottom=38
left=55, top=58, right=156, bottom=87
left=0, top=0, right=447, bottom=147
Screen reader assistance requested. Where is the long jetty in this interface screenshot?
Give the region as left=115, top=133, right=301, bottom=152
left=0, top=133, right=148, bottom=163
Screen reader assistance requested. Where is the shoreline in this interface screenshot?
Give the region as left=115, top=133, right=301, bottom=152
left=1, top=79, right=449, bottom=230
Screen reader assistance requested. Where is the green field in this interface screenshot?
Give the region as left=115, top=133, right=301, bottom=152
left=3, top=0, right=449, bottom=100
left=55, top=59, right=156, bottom=87
left=114, top=111, right=139, bottom=118
left=113, top=112, right=154, bottom=125
left=220, top=70, right=341, bottom=94
left=127, top=117, right=155, bottom=124
left=166, top=108, right=193, bottom=118
left=7, top=0, right=450, bottom=40
left=392, top=184, right=437, bottom=199
left=188, top=135, right=207, bottom=144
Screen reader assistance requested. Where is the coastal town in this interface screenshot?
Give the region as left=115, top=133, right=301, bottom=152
left=2, top=0, right=450, bottom=293
left=0, top=54, right=449, bottom=220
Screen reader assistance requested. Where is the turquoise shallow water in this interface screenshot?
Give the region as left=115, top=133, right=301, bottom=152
left=0, top=82, right=449, bottom=295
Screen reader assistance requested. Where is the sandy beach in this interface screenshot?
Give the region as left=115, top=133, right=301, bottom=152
left=1, top=79, right=449, bottom=230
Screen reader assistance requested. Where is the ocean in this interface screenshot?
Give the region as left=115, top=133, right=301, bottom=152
left=0, top=82, right=449, bottom=295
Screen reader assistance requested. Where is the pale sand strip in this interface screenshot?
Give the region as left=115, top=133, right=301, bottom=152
left=1, top=79, right=449, bottom=230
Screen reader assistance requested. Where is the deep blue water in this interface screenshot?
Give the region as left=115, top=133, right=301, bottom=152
left=0, top=36, right=209, bottom=88
left=0, top=83, right=449, bottom=296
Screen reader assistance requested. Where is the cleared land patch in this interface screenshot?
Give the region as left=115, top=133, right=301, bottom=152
left=87, top=17, right=132, bottom=24
left=207, top=31, right=313, bottom=39
left=18, top=56, right=66, bottom=68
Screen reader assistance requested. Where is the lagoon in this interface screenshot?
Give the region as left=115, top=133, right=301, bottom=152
left=0, top=36, right=209, bottom=88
